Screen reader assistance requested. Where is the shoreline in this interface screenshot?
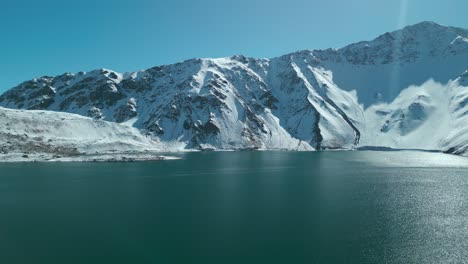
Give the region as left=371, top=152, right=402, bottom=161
left=0, top=153, right=182, bottom=163
left=0, top=146, right=465, bottom=163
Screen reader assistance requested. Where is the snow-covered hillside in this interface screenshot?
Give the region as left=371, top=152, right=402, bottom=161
left=314, top=21, right=468, bottom=107
left=0, top=107, right=168, bottom=161
left=360, top=78, right=468, bottom=154
left=1, top=21, right=468, bottom=156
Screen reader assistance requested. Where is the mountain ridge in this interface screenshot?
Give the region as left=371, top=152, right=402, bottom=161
left=1, top=21, right=467, bottom=156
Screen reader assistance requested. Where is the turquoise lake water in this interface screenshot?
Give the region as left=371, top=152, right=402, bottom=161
left=0, top=151, right=467, bottom=263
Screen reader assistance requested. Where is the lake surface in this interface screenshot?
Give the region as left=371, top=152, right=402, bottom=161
left=0, top=151, right=467, bottom=263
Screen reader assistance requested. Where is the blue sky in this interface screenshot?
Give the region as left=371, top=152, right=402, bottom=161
left=1, top=0, right=467, bottom=93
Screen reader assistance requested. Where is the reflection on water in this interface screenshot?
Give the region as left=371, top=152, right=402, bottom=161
left=351, top=150, right=468, bottom=167
left=0, top=151, right=467, bottom=263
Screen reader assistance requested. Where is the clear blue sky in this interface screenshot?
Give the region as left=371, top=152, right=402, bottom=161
left=1, top=0, right=467, bottom=93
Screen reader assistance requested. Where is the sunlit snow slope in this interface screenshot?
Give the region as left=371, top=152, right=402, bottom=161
left=0, top=107, right=161, bottom=156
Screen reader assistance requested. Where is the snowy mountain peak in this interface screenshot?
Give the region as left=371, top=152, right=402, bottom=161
left=403, top=21, right=443, bottom=31
left=310, top=21, right=468, bottom=66
left=404, top=21, right=468, bottom=38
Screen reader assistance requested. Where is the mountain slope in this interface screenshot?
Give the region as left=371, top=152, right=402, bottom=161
left=0, top=56, right=361, bottom=150
left=312, top=21, right=468, bottom=107
left=1, top=21, right=467, bottom=155
left=0, top=107, right=162, bottom=157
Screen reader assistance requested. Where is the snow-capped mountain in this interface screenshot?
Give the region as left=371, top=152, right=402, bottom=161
left=1, top=21, right=467, bottom=155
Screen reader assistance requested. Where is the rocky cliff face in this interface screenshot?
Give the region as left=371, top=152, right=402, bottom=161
left=1, top=21, right=468, bottom=154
